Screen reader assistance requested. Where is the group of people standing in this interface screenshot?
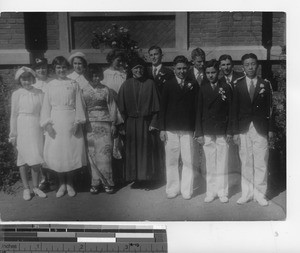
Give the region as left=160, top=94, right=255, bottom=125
left=9, top=45, right=274, bottom=207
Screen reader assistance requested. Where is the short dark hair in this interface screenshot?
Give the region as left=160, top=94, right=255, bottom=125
left=106, top=49, right=125, bottom=65
left=218, top=54, right=233, bottom=64
left=191, top=48, right=206, bottom=62
left=173, top=55, right=189, bottom=66
left=52, top=56, right=70, bottom=68
left=241, top=53, right=258, bottom=64
left=148, top=45, right=162, bottom=55
left=204, top=59, right=219, bottom=71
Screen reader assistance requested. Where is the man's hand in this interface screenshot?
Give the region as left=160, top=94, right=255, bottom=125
left=149, top=126, right=157, bottom=131
left=233, top=135, right=240, bottom=146
left=160, top=131, right=168, bottom=142
left=196, top=136, right=205, bottom=145
left=46, top=124, right=56, bottom=139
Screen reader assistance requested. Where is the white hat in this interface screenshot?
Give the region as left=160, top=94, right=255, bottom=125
left=68, top=52, right=87, bottom=64
left=15, top=66, right=36, bottom=81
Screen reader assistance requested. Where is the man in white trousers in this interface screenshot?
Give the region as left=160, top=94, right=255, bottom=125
left=232, top=53, right=274, bottom=206
left=159, top=55, right=199, bottom=200
left=195, top=59, right=233, bottom=203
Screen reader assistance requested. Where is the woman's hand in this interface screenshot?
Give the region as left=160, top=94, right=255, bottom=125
left=9, top=137, right=16, bottom=147
left=71, top=123, right=79, bottom=136
left=45, top=124, right=56, bottom=139
left=111, top=125, right=117, bottom=138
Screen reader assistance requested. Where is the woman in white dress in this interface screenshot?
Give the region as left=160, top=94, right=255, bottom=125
left=9, top=67, right=47, bottom=200
left=41, top=56, right=87, bottom=198
left=32, top=57, right=52, bottom=191
left=101, top=49, right=127, bottom=100
left=67, top=52, right=89, bottom=90
left=101, top=50, right=127, bottom=183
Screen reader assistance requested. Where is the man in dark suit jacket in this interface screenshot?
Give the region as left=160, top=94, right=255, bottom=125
left=218, top=54, right=244, bottom=91
left=159, top=55, right=199, bottom=200
left=195, top=59, right=232, bottom=203
left=232, top=53, right=274, bottom=206
left=186, top=47, right=206, bottom=86
left=147, top=45, right=174, bottom=97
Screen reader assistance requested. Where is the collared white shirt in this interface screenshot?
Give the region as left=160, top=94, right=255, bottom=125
left=193, top=67, right=203, bottom=80
left=225, top=73, right=233, bottom=83
left=175, top=76, right=184, bottom=85
left=152, top=64, right=162, bottom=77
left=245, top=76, right=258, bottom=92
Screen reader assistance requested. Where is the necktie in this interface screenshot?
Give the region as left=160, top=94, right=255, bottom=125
left=211, top=83, right=216, bottom=90
left=153, top=67, right=157, bottom=78
left=196, top=72, right=202, bottom=84
left=249, top=79, right=255, bottom=102
left=180, top=79, right=184, bottom=88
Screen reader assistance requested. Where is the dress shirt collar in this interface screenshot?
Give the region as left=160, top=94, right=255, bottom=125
left=245, top=76, right=258, bottom=87
left=153, top=64, right=162, bottom=73
left=175, top=76, right=185, bottom=85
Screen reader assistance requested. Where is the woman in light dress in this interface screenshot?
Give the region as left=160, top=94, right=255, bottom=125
left=101, top=50, right=127, bottom=183
left=41, top=56, right=86, bottom=198
left=32, top=57, right=52, bottom=191
left=9, top=67, right=47, bottom=200
left=101, top=49, right=127, bottom=99
left=83, top=65, right=123, bottom=194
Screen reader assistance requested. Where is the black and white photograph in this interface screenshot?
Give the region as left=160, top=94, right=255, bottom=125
left=0, top=10, right=287, bottom=223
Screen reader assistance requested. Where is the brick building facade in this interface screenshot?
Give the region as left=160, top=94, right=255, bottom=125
left=0, top=12, right=286, bottom=84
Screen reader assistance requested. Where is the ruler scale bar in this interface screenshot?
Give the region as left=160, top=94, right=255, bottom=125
left=0, top=224, right=167, bottom=253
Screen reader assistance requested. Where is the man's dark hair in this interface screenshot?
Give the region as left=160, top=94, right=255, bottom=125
left=204, top=59, right=219, bottom=71
left=148, top=45, right=162, bottom=55
left=173, top=55, right=189, bottom=66
left=218, top=54, right=233, bottom=65
left=241, top=53, right=258, bottom=64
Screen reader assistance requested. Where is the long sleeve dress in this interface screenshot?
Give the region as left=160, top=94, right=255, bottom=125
left=118, top=77, right=160, bottom=181
left=81, top=82, right=123, bottom=187
left=9, top=87, right=44, bottom=166
left=40, top=78, right=86, bottom=173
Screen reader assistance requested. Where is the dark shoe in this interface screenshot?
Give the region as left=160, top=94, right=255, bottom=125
left=38, top=180, right=50, bottom=191
left=104, top=185, right=114, bottom=194
left=90, top=186, right=100, bottom=195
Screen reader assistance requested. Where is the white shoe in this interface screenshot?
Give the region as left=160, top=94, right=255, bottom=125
left=67, top=184, right=76, bottom=197
left=219, top=196, right=229, bottom=203
left=33, top=188, right=47, bottom=198
left=254, top=197, right=269, bottom=206
left=56, top=184, right=66, bottom=198
left=204, top=195, right=215, bottom=203
left=166, top=193, right=178, bottom=199
left=182, top=195, right=192, bottom=200
left=23, top=189, right=31, bottom=201
left=236, top=197, right=251, bottom=205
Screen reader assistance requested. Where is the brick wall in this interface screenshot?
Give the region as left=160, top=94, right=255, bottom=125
left=46, top=12, right=59, bottom=50
left=272, top=12, right=286, bottom=47
left=0, top=12, right=25, bottom=49
left=189, top=12, right=263, bottom=48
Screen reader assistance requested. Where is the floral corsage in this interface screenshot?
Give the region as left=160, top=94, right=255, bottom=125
left=259, top=83, right=265, bottom=96
left=157, top=72, right=167, bottom=85
left=219, top=87, right=227, bottom=101
left=186, top=82, right=193, bottom=90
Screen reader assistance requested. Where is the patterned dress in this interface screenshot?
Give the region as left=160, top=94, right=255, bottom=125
left=81, top=82, right=122, bottom=187
left=40, top=78, right=86, bottom=173
left=9, top=88, right=44, bottom=166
